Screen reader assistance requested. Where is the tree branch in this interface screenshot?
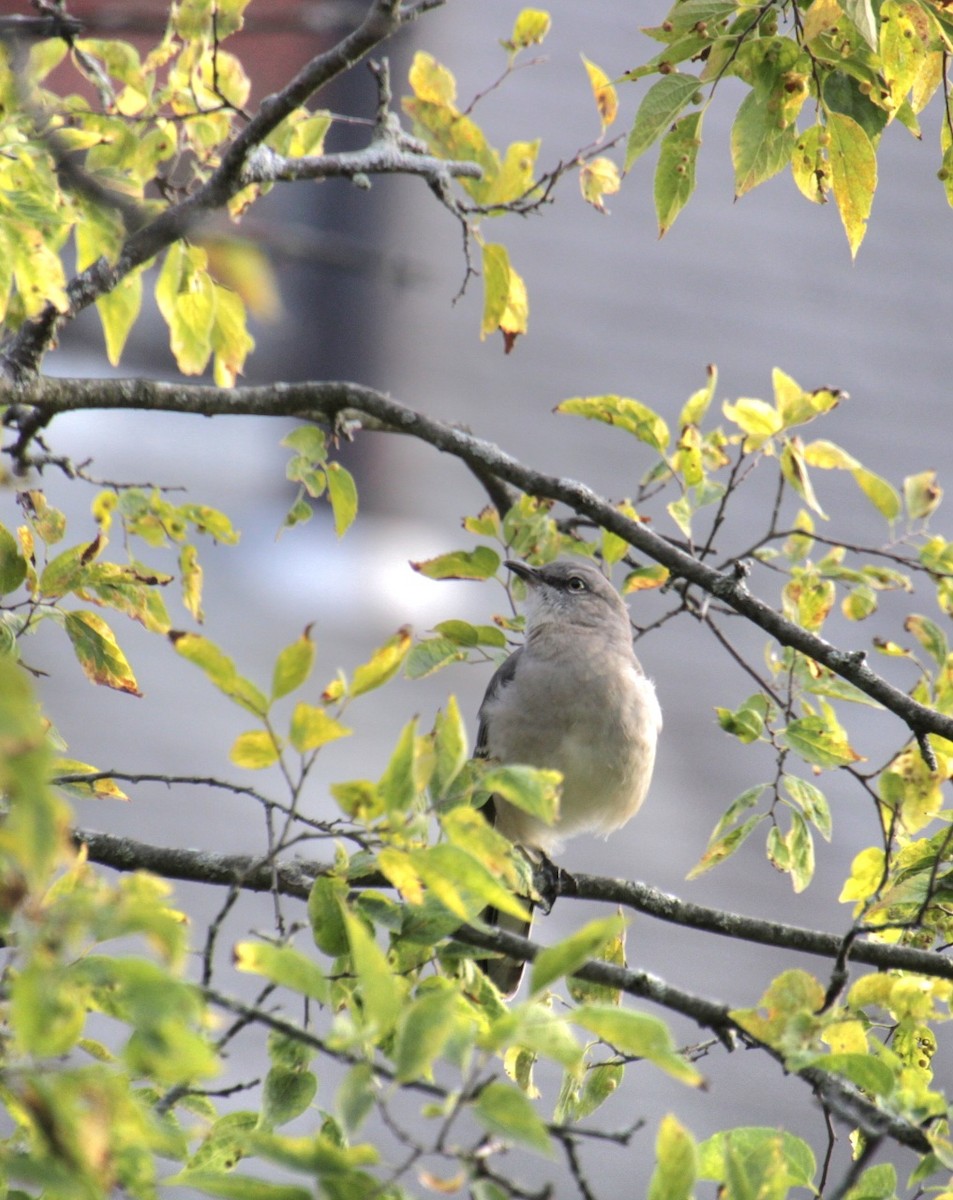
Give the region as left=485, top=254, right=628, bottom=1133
left=74, top=827, right=953, bottom=985
left=11, top=374, right=952, bottom=748
left=74, top=826, right=937, bottom=1154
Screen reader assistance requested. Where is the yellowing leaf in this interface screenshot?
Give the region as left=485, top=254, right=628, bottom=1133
left=96, top=270, right=143, bottom=367
left=580, top=156, right=621, bottom=212
left=825, top=110, right=876, bottom=257
left=791, top=125, right=830, bottom=203
left=272, top=629, right=316, bottom=700
left=481, top=243, right=528, bottom=351
left=63, top=610, right=141, bottom=695
left=411, top=547, right=500, bottom=580
left=473, top=1081, right=552, bottom=1155
left=779, top=714, right=863, bottom=769
left=234, top=941, right=328, bottom=1002
left=230, top=730, right=281, bottom=769
left=289, top=703, right=350, bottom=753
left=179, top=543, right=203, bottom=622
left=574, top=1006, right=703, bottom=1087
left=648, top=1114, right=697, bottom=1200
left=351, top=626, right=413, bottom=697
left=722, top=397, right=782, bottom=449
left=556, top=395, right=670, bottom=451
left=505, top=9, right=551, bottom=53
left=170, top=632, right=268, bottom=716
left=582, top=56, right=618, bottom=130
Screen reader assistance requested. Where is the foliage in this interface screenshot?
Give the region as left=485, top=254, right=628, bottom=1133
left=1, top=2, right=953, bottom=1199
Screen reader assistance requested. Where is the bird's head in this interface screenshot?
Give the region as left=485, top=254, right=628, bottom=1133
left=505, top=558, right=632, bottom=640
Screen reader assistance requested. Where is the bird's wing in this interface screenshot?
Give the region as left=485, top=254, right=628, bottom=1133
left=475, top=646, right=522, bottom=760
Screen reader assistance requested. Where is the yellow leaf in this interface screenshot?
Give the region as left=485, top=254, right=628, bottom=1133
left=230, top=730, right=281, bottom=769
left=408, top=50, right=456, bottom=105
left=580, top=156, right=621, bottom=213
left=582, top=55, right=618, bottom=130
left=480, top=243, right=528, bottom=351
left=351, top=626, right=413, bottom=697
left=63, top=611, right=141, bottom=696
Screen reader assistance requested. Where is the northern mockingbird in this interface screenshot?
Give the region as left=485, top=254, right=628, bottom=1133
left=477, top=558, right=662, bottom=995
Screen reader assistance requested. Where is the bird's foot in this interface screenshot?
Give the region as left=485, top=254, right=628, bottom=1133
left=531, top=852, right=573, bottom=915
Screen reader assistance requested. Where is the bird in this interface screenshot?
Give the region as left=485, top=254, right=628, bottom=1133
left=476, top=557, right=662, bottom=996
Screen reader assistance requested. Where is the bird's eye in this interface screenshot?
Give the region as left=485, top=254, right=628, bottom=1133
left=567, top=576, right=587, bottom=593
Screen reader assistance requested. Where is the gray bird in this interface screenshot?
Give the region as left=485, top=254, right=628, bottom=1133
left=476, top=558, right=662, bottom=995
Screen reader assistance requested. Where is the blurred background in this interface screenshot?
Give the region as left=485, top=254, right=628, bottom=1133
left=5, top=0, right=953, bottom=1191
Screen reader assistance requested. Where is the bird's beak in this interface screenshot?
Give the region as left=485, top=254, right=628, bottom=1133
left=504, top=559, right=539, bottom=586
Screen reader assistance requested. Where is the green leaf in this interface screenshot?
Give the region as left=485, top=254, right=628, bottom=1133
left=574, top=1006, right=703, bottom=1086
left=530, top=915, right=625, bottom=995
left=555, top=395, right=670, bottom=451
left=404, top=636, right=467, bottom=679
left=281, top=425, right=327, bottom=460
left=233, top=942, right=328, bottom=1003
left=171, top=632, right=268, bottom=716
left=394, top=986, right=461, bottom=1081
left=697, top=1128, right=816, bottom=1193
left=473, top=1081, right=552, bottom=1155
left=686, top=813, right=766, bottom=880
left=482, top=764, right=561, bottom=825
left=431, top=694, right=468, bottom=797
left=805, top=1052, right=894, bottom=1097
left=411, top=547, right=501, bottom=580
left=229, top=730, right=280, bottom=769
left=0, top=523, right=27, bottom=595
left=731, top=90, right=797, bottom=198
left=825, top=110, right=877, bottom=257
left=845, top=1162, right=897, bottom=1200
left=337, top=1062, right=376, bottom=1134
left=271, top=628, right=316, bottom=699
left=165, top=1171, right=311, bottom=1200
left=308, top=876, right=349, bottom=956
left=341, top=907, right=403, bottom=1035
left=326, top=462, right=358, bottom=537
left=96, top=269, right=142, bottom=366
left=655, top=111, right=703, bottom=237
left=260, top=1067, right=318, bottom=1128
left=625, top=74, right=701, bottom=170
left=413, top=842, right=528, bottom=921
left=379, top=718, right=420, bottom=813
left=783, top=776, right=832, bottom=841
left=63, top=610, right=141, bottom=695
left=648, top=1114, right=697, bottom=1200
left=786, top=810, right=815, bottom=893
left=289, top=703, right=351, bottom=753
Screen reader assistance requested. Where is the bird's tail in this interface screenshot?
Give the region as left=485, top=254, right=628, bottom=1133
left=481, top=902, right=534, bottom=997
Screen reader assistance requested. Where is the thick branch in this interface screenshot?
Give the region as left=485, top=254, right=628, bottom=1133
left=76, top=827, right=932, bottom=1154
left=12, top=374, right=953, bottom=747
left=568, top=873, right=953, bottom=981
left=75, top=828, right=953, bottom=985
